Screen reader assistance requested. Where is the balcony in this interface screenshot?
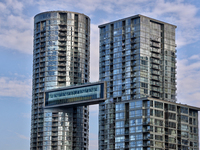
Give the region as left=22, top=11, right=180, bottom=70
left=131, top=56, right=137, bottom=60
left=59, top=27, right=67, bottom=31
left=101, top=42, right=106, bottom=46
left=151, top=76, right=161, bottom=81
left=151, top=59, right=160, bottom=64
left=58, top=58, right=66, bottom=61
left=151, top=48, right=161, bottom=53
left=40, top=68, right=45, bottom=72
left=151, top=53, right=161, bottom=59
left=58, top=68, right=66, bottom=71
left=151, top=70, right=160, bottom=75
left=58, top=43, right=66, bottom=46
left=40, top=28, right=46, bottom=32
left=131, top=40, right=136, bottom=44
left=52, top=138, right=58, bottom=141
left=150, top=37, right=160, bottom=43
left=74, top=64, right=79, bottom=67
left=58, top=38, right=66, bottom=41
left=151, top=65, right=160, bottom=70
left=58, top=33, right=67, bottom=36
left=58, top=53, right=66, bottom=56
left=151, top=92, right=160, bottom=97
left=58, top=48, right=66, bottom=51
left=40, top=34, right=46, bottom=37
left=59, top=21, right=67, bottom=25
left=131, top=34, right=136, bottom=39
left=58, top=78, right=66, bottom=81
left=58, top=63, right=66, bottom=66
left=151, top=87, right=161, bottom=93
left=58, top=73, right=66, bottom=76
left=150, top=42, right=160, bottom=48
left=131, top=46, right=137, bottom=50
left=150, top=81, right=160, bottom=86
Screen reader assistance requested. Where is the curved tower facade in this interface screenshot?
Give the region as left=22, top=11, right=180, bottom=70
left=31, top=11, right=90, bottom=150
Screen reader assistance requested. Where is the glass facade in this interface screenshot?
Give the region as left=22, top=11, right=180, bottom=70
left=99, top=97, right=199, bottom=150
left=98, top=15, right=179, bottom=150
left=31, top=11, right=90, bottom=150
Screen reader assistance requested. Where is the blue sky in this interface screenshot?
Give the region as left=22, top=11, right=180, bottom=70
left=0, top=0, right=200, bottom=149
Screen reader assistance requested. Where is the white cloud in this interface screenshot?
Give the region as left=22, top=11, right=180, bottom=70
left=15, top=132, right=29, bottom=140
left=22, top=113, right=31, bottom=119
left=189, top=55, right=200, bottom=60
left=89, top=133, right=98, bottom=150
left=0, top=77, right=31, bottom=98
left=0, top=0, right=199, bottom=55
left=0, top=29, right=33, bottom=54
left=177, top=55, right=200, bottom=106
left=5, top=15, right=32, bottom=30
left=0, top=0, right=33, bottom=54
left=6, top=0, right=24, bottom=15
left=0, top=2, right=6, bottom=12
left=89, top=104, right=99, bottom=149
left=90, top=24, right=99, bottom=82
left=89, top=104, right=99, bottom=117
left=145, top=0, right=200, bottom=47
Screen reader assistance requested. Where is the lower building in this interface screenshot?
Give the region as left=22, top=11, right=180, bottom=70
left=41, top=81, right=199, bottom=150
left=99, top=97, right=199, bottom=150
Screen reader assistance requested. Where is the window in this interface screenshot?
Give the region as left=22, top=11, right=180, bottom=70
left=181, top=131, right=188, bottom=138
left=180, top=124, right=188, bottom=131
left=155, top=135, right=163, bottom=141
left=130, top=111, right=135, bottom=117
left=150, top=100, right=153, bottom=107
left=154, top=101, right=163, bottom=109
left=150, top=109, right=153, bottom=116
left=130, top=135, right=135, bottom=140
left=194, top=127, right=198, bottom=133
left=116, top=128, right=125, bottom=135
left=180, top=115, right=188, bottom=123
left=193, top=118, right=196, bottom=125
left=136, top=126, right=142, bottom=132
left=130, top=119, right=135, bottom=126
left=136, top=118, right=142, bottom=125
left=155, top=127, right=163, bottom=133
left=116, top=112, right=124, bottom=120
left=116, top=103, right=125, bottom=111
left=155, top=119, right=163, bottom=126
left=155, top=141, right=163, bottom=147
left=129, top=141, right=135, bottom=147
left=130, top=102, right=135, bottom=109
left=144, top=89, right=148, bottom=94
left=155, top=110, right=163, bottom=118
left=168, top=104, right=176, bottom=111
left=115, top=142, right=125, bottom=149
left=116, top=121, right=124, bottom=128
left=130, top=101, right=142, bottom=109
left=115, top=136, right=124, bottom=142
left=141, top=82, right=148, bottom=88
left=130, top=127, right=135, bottom=133
left=136, top=134, right=143, bottom=140
left=141, top=60, right=148, bottom=65
left=135, top=101, right=142, bottom=108
left=135, top=109, right=142, bottom=117
left=136, top=140, right=143, bottom=146
left=180, top=107, right=188, bottom=114
left=166, top=121, right=176, bottom=128
left=166, top=112, right=176, bottom=120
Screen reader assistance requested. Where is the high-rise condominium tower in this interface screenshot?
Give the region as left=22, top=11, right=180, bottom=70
left=31, top=11, right=90, bottom=150
left=98, top=15, right=180, bottom=149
